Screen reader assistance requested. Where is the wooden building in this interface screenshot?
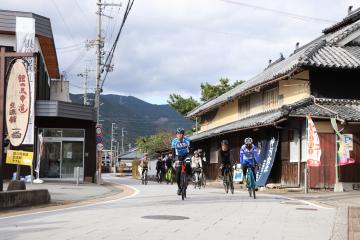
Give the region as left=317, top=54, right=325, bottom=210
left=186, top=8, right=360, bottom=189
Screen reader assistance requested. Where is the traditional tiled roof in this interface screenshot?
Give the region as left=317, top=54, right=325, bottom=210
left=190, top=109, right=286, bottom=142
left=323, top=7, right=360, bottom=34
left=290, top=98, right=360, bottom=122
left=186, top=11, right=360, bottom=118
left=190, top=98, right=360, bottom=142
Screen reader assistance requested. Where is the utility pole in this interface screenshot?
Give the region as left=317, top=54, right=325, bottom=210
left=121, top=127, right=127, bottom=154
left=77, top=66, right=92, bottom=105
left=111, top=123, right=117, bottom=173
left=95, top=0, right=121, bottom=183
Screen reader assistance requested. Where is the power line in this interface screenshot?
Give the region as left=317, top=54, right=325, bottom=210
left=51, top=0, right=76, bottom=42
left=218, top=0, right=336, bottom=24
left=101, top=0, right=135, bottom=90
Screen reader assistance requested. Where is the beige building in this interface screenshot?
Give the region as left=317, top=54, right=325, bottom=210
left=186, top=8, right=360, bottom=189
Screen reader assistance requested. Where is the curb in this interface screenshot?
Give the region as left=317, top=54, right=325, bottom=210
left=0, top=181, right=134, bottom=218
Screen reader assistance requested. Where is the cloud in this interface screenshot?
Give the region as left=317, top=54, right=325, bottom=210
left=1, top=0, right=359, bottom=103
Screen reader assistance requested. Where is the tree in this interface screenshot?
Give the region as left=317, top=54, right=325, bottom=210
left=167, top=78, right=244, bottom=116
left=200, top=78, right=244, bottom=102
left=136, top=131, right=174, bottom=155
left=167, top=94, right=200, bottom=115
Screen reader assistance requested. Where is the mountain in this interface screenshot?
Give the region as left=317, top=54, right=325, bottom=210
left=70, top=93, right=193, bottom=150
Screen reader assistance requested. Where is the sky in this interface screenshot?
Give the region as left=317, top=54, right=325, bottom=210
left=1, top=0, right=359, bottom=104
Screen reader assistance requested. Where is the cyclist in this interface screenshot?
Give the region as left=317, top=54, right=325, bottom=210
left=140, top=153, right=151, bottom=181
left=219, top=139, right=232, bottom=182
left=156, top=156, right=165, bottom=183
left=171, top=128, right=191, bottom=195
left=240, top=137, right=258, bottom=184
left=165, top=153, right=174, bottom=183
left=191, top=150, right=203, bottom=184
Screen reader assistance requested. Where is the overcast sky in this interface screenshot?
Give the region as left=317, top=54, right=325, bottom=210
left=2, top=0, right=359, bottom=104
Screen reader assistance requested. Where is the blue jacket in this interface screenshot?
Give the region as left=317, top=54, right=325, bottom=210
left=240, top=144, right=259, bottom=166
left=171, top=136, right=190, bottom=157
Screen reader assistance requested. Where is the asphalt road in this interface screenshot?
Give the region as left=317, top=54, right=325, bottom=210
left=0, top=175, right=336, bottom=240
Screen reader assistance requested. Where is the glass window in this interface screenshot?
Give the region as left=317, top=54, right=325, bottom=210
left=39, top=128, right=84, bottom=138
left=62, top=129, right=85, bottom=138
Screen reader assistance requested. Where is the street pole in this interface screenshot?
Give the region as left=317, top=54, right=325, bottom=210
left=121, top=128, right=127, bottom=154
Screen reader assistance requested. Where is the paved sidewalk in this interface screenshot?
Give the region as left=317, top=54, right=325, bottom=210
left=207, top=179, right=360, bottom=240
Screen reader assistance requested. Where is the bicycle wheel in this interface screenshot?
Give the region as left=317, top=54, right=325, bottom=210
left=224, top=173, right=229, bottom=194
left=230, top=172, right=234, bottom=194
left=202, top=173, right=206, bottom=188
left=145, top=172, right=148, bottom=185
left=252, top=174, right=256, bottom=199
left=181, top=173, right=186, bottom=200
left=247, top=171, right=252, bottom=197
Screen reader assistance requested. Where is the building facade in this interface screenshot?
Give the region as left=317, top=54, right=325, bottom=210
left=187, top=8, right=360, bottom=189
left=0, top=10, right=97, bottom=183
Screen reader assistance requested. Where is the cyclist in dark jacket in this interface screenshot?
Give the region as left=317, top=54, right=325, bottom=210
left=219, top=139, right=232, bottom=178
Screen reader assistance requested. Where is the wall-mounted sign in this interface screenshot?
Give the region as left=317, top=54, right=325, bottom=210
left=6, top=150, right=33, bottom=166
left=342, top=134, right=353, bottom=151
left=5, top=59, right=31, bottom=147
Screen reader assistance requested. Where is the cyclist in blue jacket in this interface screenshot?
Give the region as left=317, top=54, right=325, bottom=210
left=240, top=137, right=258, bottom=182
left=171, top=128, right=191, bottom=195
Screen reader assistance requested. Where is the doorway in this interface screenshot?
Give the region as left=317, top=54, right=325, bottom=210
left=38, top=128, right=85, bottom=180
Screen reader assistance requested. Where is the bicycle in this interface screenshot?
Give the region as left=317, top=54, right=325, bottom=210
left=201, top=170, right=206, bottom=188
left=141, top=167, right=148, bottom=185
left=245, top=165, right=256, bottom=199
left=180, top=157, right=191, bottom=200
left=192, top=168, right=202, bottom=189
left=223, top=164, right=234, bottom=194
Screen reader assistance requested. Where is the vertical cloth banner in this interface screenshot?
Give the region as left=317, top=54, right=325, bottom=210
left=16, top=17, right=36, bottom=145
left=307, top=115, right=321, bottom=166
left=331, top=118, right=356, bottom=166
left=256, top=135, right=279, bottom=186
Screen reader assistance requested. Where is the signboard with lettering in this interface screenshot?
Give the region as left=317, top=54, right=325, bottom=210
left=16, top=16, right=36, bottom=145
left=5, top=59, right=31, bottom=147
left=6, top=150, right=33, bottom=166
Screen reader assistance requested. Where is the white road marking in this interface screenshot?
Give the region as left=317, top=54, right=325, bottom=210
left=0, top=184, right=140, bottom=220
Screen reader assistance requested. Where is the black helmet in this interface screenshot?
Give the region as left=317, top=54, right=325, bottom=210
left=176, top=128, right=185, bottom=134
left=244, top=137, right=253, bottom=145
left=221, top=139, right=229, bottom=145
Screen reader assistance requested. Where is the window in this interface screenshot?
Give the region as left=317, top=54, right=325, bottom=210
left=263, top=87, right=279, bottom=110
left=289, top=130, right=300, bottom=163
left=238, top=97, right=250, bottom=118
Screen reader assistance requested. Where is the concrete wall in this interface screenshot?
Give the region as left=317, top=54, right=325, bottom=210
left=50, top=80, right=71, bottom=102
left=0, top=189, right=50, bottom=209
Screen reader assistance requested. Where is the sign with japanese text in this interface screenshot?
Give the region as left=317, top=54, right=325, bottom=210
left=5, top=59, right=31, bottom=146
left=307, top=115, right=321, bottom=167
left=6, top=150, right=33, bottom=166
left=16, top=17, right=36, bottom=145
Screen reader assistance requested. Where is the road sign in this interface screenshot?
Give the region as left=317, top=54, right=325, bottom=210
left=96, top=126, right=103, bottom=135
left=97, top=143, right=104, bottom=151
left=96, top=135, right=103, bottom=144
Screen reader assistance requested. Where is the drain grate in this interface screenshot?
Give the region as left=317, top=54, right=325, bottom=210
left=296, top=208, right=318, bottom=211
left=141, top=215, right=189, bottom=220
